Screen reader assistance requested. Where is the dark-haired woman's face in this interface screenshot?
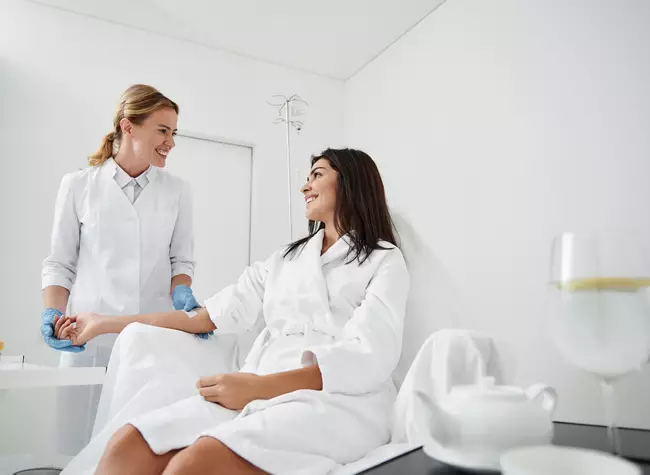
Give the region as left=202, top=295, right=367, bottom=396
left=301, top=158, right=338, bottom=223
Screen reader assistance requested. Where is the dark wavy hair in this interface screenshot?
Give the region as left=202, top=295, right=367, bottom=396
left=284, top=148, right=397, bottom=264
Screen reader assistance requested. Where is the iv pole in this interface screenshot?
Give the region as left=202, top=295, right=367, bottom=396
left=267, top=94, right=308, bottom=241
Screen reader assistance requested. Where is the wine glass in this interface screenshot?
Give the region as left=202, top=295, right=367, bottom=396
left=549, top=233, right=650, bottom=454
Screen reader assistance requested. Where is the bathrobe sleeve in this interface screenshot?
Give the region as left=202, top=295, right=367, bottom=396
left=302, top=248, right=410, bottom=395
left=203, top=253, right=275, bottom=334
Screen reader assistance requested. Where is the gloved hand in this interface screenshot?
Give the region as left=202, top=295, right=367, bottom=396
left=172, top=284, right=200, bottom=312
left=40, top=308, right=86, bottom=353
left=172, top=285, right=213, bottom=340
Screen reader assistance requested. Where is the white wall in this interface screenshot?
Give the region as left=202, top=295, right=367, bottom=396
left=0, top=0, right=343, bottom=369
left=3, top=0, right=649, bottom=450
left=344, top=0, right=650, bottom=429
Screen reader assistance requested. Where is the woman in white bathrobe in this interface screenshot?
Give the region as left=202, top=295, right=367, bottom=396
left=56, top=148, right=410, bottom=475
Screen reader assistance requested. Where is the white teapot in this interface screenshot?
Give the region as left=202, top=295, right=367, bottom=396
left=416, top=376, right=557, bottom=470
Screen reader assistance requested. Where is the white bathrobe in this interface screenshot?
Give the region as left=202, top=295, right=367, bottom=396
left=63, top=229, right=409, bottom=475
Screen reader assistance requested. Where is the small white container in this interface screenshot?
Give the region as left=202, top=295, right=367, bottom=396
left=501, top=445, right=641, bottom=475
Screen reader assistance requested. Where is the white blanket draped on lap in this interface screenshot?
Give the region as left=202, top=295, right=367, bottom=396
left=63, top=324, right=240, bottom=474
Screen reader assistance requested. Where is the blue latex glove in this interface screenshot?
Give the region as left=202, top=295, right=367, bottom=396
left=41, top=308, right=86, bottom=353
left=172, top=284, right=200, bottom=312
left=172, top=285, right=213, bottom=340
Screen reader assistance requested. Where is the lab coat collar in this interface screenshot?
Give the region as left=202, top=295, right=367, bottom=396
left=106, top=158, right=155, bottom=188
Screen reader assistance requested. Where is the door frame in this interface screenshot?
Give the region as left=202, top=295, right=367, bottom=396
left=175, top=130, right=255, bottom=266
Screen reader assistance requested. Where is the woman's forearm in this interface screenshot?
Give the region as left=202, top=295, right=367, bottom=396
left=257, top=365, right=323, bottom=400
left=43, top=285, right=70, bottom=314
left=96, top=307, right=216, bottom=336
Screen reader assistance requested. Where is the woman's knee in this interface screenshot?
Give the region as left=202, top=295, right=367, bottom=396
left=118, top=322, right=188, bottom=353
left=115, top=323, right=171, bottom=361
left=104, top=424, right=147, bottom=458
left=162, top=437, right=265, bottom=475
left=117, top=322, right=153, bottom=346
left=98, top=424, right=175, bottom=475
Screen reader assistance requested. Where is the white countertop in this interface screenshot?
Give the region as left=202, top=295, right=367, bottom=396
left=0, top=355, right=106, bottom=390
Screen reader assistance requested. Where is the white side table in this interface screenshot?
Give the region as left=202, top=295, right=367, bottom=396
left=0, top=355, right=106, bottom=390
left=0, top=356, right=106, bottom=474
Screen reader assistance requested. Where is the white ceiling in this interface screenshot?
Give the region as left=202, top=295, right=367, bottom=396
left=28, top=0, right=445, bottom=79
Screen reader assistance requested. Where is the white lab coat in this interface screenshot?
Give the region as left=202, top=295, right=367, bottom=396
left=42, top=158, right=195, bottom=454
left=62, top=229, right=409, bottom=475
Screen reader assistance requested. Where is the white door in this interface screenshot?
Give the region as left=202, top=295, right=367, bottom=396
left=166, top=135, right=252, bottom=303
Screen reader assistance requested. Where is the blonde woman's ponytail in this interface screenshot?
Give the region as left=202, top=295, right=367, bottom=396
left=88, top=130, right=117, bottom=166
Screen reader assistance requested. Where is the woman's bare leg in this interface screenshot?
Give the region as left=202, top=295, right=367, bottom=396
left=162, top=436, right=267, bottom=475
left=95, top=424, right=179, bottom=475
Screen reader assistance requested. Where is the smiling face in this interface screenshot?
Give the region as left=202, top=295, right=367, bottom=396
left=301, top=158, right=338, bottom=224
left=123, top=107, right=178, bottom=168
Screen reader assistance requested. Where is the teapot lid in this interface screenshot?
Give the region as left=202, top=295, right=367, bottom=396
left=451, top=376, right=527, bottom=401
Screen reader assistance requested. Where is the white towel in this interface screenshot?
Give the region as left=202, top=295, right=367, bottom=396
left=390, top=329, right=499, bottom=445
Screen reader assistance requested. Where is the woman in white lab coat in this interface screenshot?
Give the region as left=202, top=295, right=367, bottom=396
left=41, top=84, right=200, bottom=455
left=58, top=148, right=410, bottom=475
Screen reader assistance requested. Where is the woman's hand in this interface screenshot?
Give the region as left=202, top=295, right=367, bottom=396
left=53, top=314, right=75, bottom=341
left=197, top=373, right=265, bottom=411
left=71, top=311, right=102, bottom=345
left=54, top=312, right=101, bottom=346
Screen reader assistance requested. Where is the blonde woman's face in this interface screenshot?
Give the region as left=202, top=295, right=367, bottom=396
left=130, top=108, right=178, bottom=168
